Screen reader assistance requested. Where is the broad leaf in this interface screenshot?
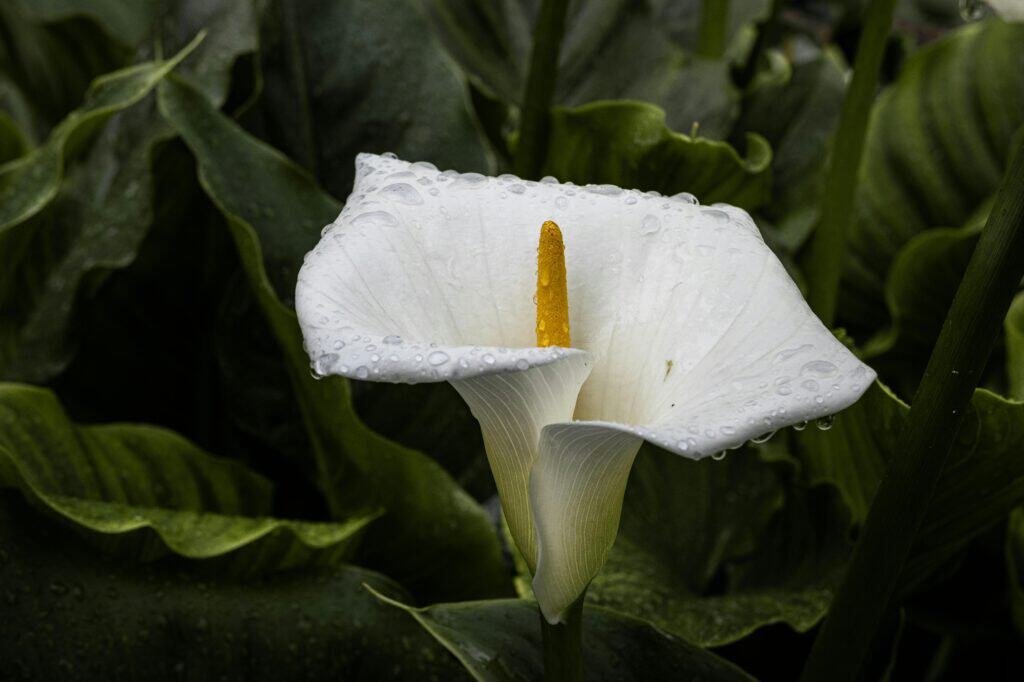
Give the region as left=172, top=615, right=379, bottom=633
left=843, top=19, right=1024, bottom=332
left=1006, top=292, right=1024, bottom=400
left=795, top=381, right=1024, bottom=589
left=422, top=0, right=739, bottom=137
left=542, top=100, right=772, bottom=209
left=0, top=384, right=377, bottom=572
left=588, top=443, right=848, bottom=647
left=9, top=0, right=159, bottom=48
left=158, top=76, right=510, bottom=601
left=0, top=0, right=127, bottom=133
left=0, top=110, right=29, bottom=164
left=735, top=49, right=847, bottom=252
left=374, top=590, right=755, bottom=681
left=0, top=493, right=471, bottom=681
left=1, top=5, right=262, bottom=383
left=250, top=0, right=489, bottom=201
left=861, top=223, right=982, bottom=398
left=0, top=36, right=199, bottom=234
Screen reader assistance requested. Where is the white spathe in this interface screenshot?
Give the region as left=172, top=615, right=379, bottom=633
left=296, top=153, right=876, bottom=623
left=987, top=0, right=1024, bottom=21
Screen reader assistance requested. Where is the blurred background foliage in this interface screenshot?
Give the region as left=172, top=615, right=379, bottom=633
left=0, top=0, right=1022, bottom=679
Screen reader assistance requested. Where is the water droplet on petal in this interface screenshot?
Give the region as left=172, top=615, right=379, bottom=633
left=352, top=211, right=399, bottom=228
left=381, top=183, right=423, bottom=205
left=815, top=415, right=835, bottom=431
left=793, top=420, right=808, bottom=431
left=482, top=353, right=496, bottom=365
left=711, top=451, right=727, bottom=461
left=427, top=351, right=449, bottom=366
left=801, top=360, right=839, bottom=378
left=555, top=196, right=569, bottom=209
left=750, top=430, right=776, bottom=444
left=383, top=335, right=403, bottom=345
left=640, top=214, right=661, bottom=235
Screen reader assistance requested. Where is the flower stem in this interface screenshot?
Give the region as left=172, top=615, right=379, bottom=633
left=515, top=0, right=570, bottom=180
left=800, top=141, right=1024, bottom=681
left=541, top=592, right=585, bottom=682
left=697, top=0, right=730, bottom=59
left=802, top=0, right=897, bottom=325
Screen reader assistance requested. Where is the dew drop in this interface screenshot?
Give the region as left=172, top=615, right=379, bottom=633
left=711, top=451, right=727, bottom=461
left=515, top=358, right=530, bottom=370
left=482, top=353, right=496, bottom=365
left=640, top=215, right=661, bottom=235
left=383, top=335, right=403, bottom=345
left=701, top=208, right=730, bottom=221
left=555, top=196, right=569, bottom=209
left=801, top=360, right=838, bottom=377
left=586, top=184, right=622, bottom=196
left=750, top=430, right=776, bottom=444
left=792, top=420, right=808, bottom=431
left=815, top=415, right=835, bottom=431
left=355, top=366, right=370, bottom=379
left=381, top=183, right=423, bottom=205
left=427, top=351, right=450, bottom=366
left=352, top=211, right=399, bottom=228
left=452, top=172, right=487, bottom=189
left=672, top=191, right=699, bottom=204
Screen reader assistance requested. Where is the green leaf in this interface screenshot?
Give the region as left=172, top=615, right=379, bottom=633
left=795, top=381, right=1024, bottom=589
left=0, top=0, right=128, bottom=132
left=0, top=383, right=377, bottom=572
left=542, top=100, right=772, bottom=209
left=10, top=0, right=159, bottom=47
left=373, top=590, right=755, bottom=681
left=0, top=110, right=29, bottom=164
left=735, top=49, right=848, bottom=252
left=844, top=19, right=1024, bottom=332
left=250, top=0, right=490, bottom=201
left=587, top=443, right=847, bottom=647
left=0, top=492, right=471, bottom=681
left=1008, top=292, right=1024, bottom=400
left=861, top=222, right=982, bottom=397
left=0, top=5, right=263, bottom=383
left=422, top=0, right=740, bottom=137
left=0, top=33, right=201, bottom=235
left=157, top=76, right=510, bottom=601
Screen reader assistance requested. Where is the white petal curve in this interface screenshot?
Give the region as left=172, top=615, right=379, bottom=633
left=295, top=153, right=874, bottom=454
left=450, top=353, right=592, bottom=569
left=987, top=0, right=1024, bottom=21
left=530, top=422, right=643, bottom=623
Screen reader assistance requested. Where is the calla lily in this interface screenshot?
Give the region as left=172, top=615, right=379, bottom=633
left=295, top=153, right=876, bottom=623
left=986, top=0, right=1024, bottom=20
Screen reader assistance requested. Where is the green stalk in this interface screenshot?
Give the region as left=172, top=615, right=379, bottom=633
left=697, top=0, right=730, bottom=59
left=541, top=593, right=585, bottom=682
left=514, top=0, right=570, bottom=180
left=803, top=0, right=897, bottom=325
left=800, top=142, right=1024, bottom=681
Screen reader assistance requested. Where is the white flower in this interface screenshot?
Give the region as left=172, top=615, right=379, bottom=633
left=986, top=0, right=1024, bottom=21
left=295, top=153, right=875, bottom=623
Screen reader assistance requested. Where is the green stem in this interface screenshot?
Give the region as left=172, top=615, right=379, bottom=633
left=541, top=593, right=585, bottom=682
left=514, top=0, right=570, bottom=180
left=800, top=141, right=1024, bottom=681
left=697, top=0, right=730, bottom=59
left=802, top=0, right=897, bottom=325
